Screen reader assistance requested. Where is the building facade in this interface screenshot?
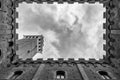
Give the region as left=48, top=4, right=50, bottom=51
left=0, top=0, right=120, bottom=80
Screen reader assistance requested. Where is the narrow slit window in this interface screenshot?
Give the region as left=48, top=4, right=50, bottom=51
left=0, top=49, right=1, bottom=57
left=0, top=1, right=1, bottom=8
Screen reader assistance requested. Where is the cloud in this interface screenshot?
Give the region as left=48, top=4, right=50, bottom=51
left=17, top=2, right=106, bottom=60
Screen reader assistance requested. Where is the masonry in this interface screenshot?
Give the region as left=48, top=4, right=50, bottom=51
left=0, top=0, right=120, bottom=80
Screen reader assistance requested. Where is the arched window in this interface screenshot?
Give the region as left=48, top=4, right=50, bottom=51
left=10, top=70, right=23, bottom=79
left=98, top=71, right=111, bottom=79
left=56, top=71, right=65, bottom=79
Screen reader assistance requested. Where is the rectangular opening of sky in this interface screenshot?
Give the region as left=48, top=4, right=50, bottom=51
left=16, top=2, right=106, bottom=60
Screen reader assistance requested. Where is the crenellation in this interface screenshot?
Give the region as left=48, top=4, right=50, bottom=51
left=88, top=58, right=97, bottom=63
left=57, top=0, right=64, bottom=4
left=15, top=33, right=18, bottom=40
left=68, top=58, right=74, bottom=61
left=103, top=23, right=107, bottom=29
left=103, top=44, right=107, bottom=51
left=87, top=0, right=96, bottom=3
left=103, top=34, right=106, bottom=40
left=15, top=11, right=18, bottom=19
left=75, top=0, right=85, bottom=3
left=23, top=35, right=43, bottom=39
left=36, top=58, right=43, bottom=63
left=58, top=58, right=64, bottom=63
left=46, top=58, right=54, bottom=64
left=0, top=0, right=120, bottom=80
left=78, top=58, right=85, bottom=62
left=24, top=0, right=33, bottom=3
left=66, top=0, right=74, bottom=4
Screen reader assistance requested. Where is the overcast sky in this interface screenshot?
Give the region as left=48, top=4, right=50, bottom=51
left=16, top=2, right=106, bottom=60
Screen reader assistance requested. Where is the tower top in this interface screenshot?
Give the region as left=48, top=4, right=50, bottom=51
left=23, top=35, right=43, bottom=39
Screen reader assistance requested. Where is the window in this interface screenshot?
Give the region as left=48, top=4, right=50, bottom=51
left=27, top=50, right=30, bottom=53
left=0, top=2, right=1, bottom=8
left=0, top=49, right=1, bottom=57
left=10, top=70, right=23, bottom=79
left=98, top=71, right=111, bottom=79
left=56, top=71, right=65, bottom=79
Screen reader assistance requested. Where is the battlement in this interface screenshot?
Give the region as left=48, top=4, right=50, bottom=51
left=23, top=35, right=44, bottom=53
left=0, top=0, right=120, bottom=80
left=16, top=58, right=107, bottom=64
left=23, top=35, right=43, bottom=39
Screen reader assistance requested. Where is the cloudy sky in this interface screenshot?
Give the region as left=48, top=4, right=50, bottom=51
left=16, top=2, right=106, bottom=60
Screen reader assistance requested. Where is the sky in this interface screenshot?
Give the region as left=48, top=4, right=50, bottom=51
left=16, top=2, right=106, bottom=60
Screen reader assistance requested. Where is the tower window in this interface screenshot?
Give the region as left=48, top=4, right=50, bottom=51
left=0, top=49, right=1, bottom=57
left=98, top=71, right=111, bottom=79
left=27, top=50, right=30, bottom=53
left=0, top=1, right=1, bottom=8
left=56, top=71, right=65, bottom=79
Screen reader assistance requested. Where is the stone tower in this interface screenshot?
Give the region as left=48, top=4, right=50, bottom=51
left=0, top=0, right=120, bottom=80
left=16, top=35, right=43, bottom=60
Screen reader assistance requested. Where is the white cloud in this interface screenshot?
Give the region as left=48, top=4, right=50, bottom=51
left=17, top=2, right=106, bottom=60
